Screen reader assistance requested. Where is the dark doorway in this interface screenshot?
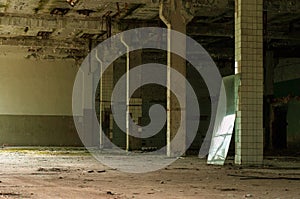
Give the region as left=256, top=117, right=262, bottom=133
left=272, top=106, right=288, bottom=149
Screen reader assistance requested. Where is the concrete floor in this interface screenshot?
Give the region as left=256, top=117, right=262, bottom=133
left=0, top=148, right=299, bottom=199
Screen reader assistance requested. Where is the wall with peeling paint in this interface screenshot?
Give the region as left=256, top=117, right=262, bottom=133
left=0, top=52, right=82, bottom=146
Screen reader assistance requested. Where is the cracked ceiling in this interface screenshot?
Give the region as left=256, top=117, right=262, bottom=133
left=0, top=0, right=299, bottom=60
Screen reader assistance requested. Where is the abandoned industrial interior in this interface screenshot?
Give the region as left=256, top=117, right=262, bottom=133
left=0, top=0, right=299, bottom=198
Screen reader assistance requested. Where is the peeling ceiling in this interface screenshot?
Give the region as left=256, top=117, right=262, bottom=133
left=0, top=0, right=298, bottom=60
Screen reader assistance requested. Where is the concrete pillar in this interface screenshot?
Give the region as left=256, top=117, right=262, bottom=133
left=113, top=57, right=126, bottom=149
left=160, top=0, right=193, bottom=157
left=264, top=51, right=274, bottom=96
left=83, top=55, right=97, bottom=147
left=235, top=0, right=264, bottom=165
left=264, top=51, right=275, bottom=150
left=94, top=45, right=114, bottom=148
left=121, top=38, right=131, bottom=151
left=101, top=63, right=114, bottom=147
left=128, top=50, right=143, bottom=151
left=121, top=36, right=143, bottom=151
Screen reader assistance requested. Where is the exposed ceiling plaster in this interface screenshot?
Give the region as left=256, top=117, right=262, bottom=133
left=0, top=0, right=298, bottom=60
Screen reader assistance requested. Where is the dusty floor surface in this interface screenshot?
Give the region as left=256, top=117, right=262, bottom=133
left=0, top=148, right=299, bottom=199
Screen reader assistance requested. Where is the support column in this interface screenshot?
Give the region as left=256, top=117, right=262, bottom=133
left=264, top=51, right=274, bottom=96
left=101, top=63, right=114, bottom=148
left=160, top=0, right=193, bottom=157
left=121, top=37, right=143, bottom=151
left=82, top=55, right=96, bottom=147
left=95, top=48, right=114, bottom=149
left=264, top=51, right=275, bottom=150
left=128, top=50, right=143, bottom=151
left=235, top=0, right=264, bottom=165
left=112, top=56, right=126, bottom=149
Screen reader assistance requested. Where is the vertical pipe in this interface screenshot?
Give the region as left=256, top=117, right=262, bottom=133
left=95, top=49, right=104, bottom=149
left=159, top=2, right=172, bottom=157
left=121, top=37, right=130, bottom=152
left=126, top=50, right=130, bottom=152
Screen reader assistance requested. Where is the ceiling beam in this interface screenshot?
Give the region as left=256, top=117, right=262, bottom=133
left=0, top=13, right=102, bottom=30
left=274, top=46, right=300, bottom=58
left=118, top=19, right=300, bottom=41
left=188, top=23, right=233, bottom=38
left=91, top=0, right=300, bottom=13
left=0, top=1, right=298, bottom=32
left=71, top=0, right=157, bottom=4
left=0, top=37, right=88, bottom=50
left=265, top=0, right=300, bottom=13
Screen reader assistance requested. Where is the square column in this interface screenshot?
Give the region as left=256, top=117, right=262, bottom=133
left=235, top=0, right=264, bottom=165
left=128, top=50, right=143, bottom=151
left=101, top=63, right=114, bottom=147
left=160, top=0, right=193, bottom=157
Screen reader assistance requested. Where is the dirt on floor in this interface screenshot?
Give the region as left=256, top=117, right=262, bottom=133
left=0, top=148, right=299, bottom=199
